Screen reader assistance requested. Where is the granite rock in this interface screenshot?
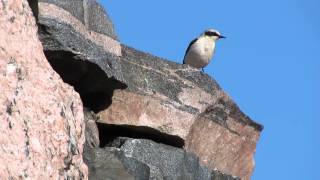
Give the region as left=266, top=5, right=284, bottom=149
left=99, top=46, right=263, bottom=179
left=84, top=138, right=240, bottom=180
left=84, top=147, right=150, bottom=180
left=84, top=108, right=100, bottom=148
left=36, top=0, right=126, bottom=112
left=32, top=0, right=263, bottom=179
left=0, top=0, right=87, bottom=178
left=120, top=138, right=240, bottom=180
left=38, top=0, right=117, bottom=39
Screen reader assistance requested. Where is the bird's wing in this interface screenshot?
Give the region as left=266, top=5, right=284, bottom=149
left=183, top=38, right=198, bottom=64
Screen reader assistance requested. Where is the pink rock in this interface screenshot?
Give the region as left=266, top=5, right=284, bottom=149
left=0, top=0, right=87, bottom=179
left=97, top=46, right=263, bottom=179
left=185, top=95, right=261, bottom=179
left=30, top=0, right=263, bottom=178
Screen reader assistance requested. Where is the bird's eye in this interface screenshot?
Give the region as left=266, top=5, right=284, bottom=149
left=205, top=31, right=219, bottom=37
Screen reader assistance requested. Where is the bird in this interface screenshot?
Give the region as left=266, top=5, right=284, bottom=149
left=183, top=29, right=225, bottom=71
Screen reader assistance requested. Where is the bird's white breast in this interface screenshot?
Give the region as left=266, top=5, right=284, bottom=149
left=184, top=37, right=216, bottom=68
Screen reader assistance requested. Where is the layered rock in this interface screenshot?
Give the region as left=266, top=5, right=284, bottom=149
left=0, top=0, right=87, bottom=178
left=33, top=0, right=263, bottom=179
left=37, top=0, right=126, bottom=112
left=85, top=138, right=240, bottom=180
left=84, top=145, right=150, bottom=180
left=99, top=45, right=262, bottom=179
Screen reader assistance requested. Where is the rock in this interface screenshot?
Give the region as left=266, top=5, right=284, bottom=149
left=84, top=147, right=150, bottom=180
left=84, top=108, right=100, bottom=148
left=98, top=45, right=263, bottom=179
left=38, top=0, right=117, bottom=39
left=0, top=0, right=87, bottom=179
left=120, top=138, right=240, bottom=180
left=32, top=0, right=263, bottom=179
left=84, top=138, right=240, bottom=180
left=37, top=0, right=120, bottom=56
left=185, top=97, right=261, bottom=179
left=36, top=0, right=126, bottom=113
left=86, top=0, right=118, bottom=39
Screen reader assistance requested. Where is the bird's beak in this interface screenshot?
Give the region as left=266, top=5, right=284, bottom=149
left=219, top=35, right=226, bottom=39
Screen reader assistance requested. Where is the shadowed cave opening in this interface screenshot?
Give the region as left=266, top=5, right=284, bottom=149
left=97, top=123, right=185, bottom=148
left=43, top=50, right=126, bottom=112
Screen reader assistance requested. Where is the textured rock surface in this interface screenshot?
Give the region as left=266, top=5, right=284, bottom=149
left=33, top=0, right=263, bottom=179
left=38, top=0, right=118, bottom=39
left=84, top=147, right=150, bottom=180
left=37, top=0, right=126, bottom=112
left=84, top=138, right=239, bottom=180
left=99, top=46, right=263, bottom=179
left=0, top=0, right=87, bottom=179
left=186, top=99, right=261, bottom=179
left=120, top=138, right=240, bottom=180
left=84, top=108, right=100, bottom=149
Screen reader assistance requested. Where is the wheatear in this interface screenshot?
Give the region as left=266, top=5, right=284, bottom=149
left=183, top=29, right=225, bottom=71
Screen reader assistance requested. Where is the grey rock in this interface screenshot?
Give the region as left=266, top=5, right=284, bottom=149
left=86, top=0, right=118, bottom=39
left=39, top=0, right=85, bottom=23
left=84, top=147, right=150, bottom=180
left=83, top=137, right=240, bottom=180
left=119, top=45, right=263, bottom=131
left=119, top=138, right=239, bottom=180
left=38, top=17, right=123, bottom=78
left=84, top=108, right=100, bottom=148
left=37, top=11, right=125, bottom=112
left=37, top=0, right=117, bottom=39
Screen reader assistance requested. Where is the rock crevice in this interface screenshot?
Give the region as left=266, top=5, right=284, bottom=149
left=97, top=123, right=185, bottom=148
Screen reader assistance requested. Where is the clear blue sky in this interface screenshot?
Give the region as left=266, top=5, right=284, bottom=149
left=100, top=1, right=319, bottom=179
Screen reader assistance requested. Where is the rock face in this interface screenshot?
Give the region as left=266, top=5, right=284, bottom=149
left=0, top=0, right=87, bottom=179
left=103, top=47, right=263, bottom=179
left=84, top=146, right=150, bottom=180
left=98, top=46, right=262, bottom=179
left=38, top=0, right=118, bottom=40
left=120, top=138, right=240, bottom=180
left=85, top=138, right=240, bottom=180
left=37, top=0, right=125, bottom=113
left=10, top=0, right=263, bottom=179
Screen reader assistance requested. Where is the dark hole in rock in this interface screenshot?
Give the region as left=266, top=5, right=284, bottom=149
left=43, top=50, right=126, bottom=112
left=97, top=123, right=185, bottom=148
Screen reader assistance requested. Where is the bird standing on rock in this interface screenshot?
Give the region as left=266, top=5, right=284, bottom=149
left=183, top=29, right=225, bottom=71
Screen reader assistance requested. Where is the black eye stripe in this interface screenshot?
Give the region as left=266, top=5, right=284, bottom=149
left=205, top=31, right=219, bottom=36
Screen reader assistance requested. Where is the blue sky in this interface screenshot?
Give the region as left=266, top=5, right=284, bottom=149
left=100, top=1, right=319, bottom=179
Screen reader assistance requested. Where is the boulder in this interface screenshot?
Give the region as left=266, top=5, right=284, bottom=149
left=38, top=0, right=118, bottom=39
left=34, top=0, right=263, bottom=179
left=0, top=0, right=87, bottom=178
left=99, top=45, right=263, bottom=179
left=84, top=138, right=240, bottom=180
left=37, top=0, right=126, bottom=112
left=84, top=146, right=150, bottom=180
left=120, top=138, right=240, bottom=180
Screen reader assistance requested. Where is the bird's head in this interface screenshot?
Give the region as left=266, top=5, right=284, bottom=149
left=202, top=29, right=226, bottom=41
